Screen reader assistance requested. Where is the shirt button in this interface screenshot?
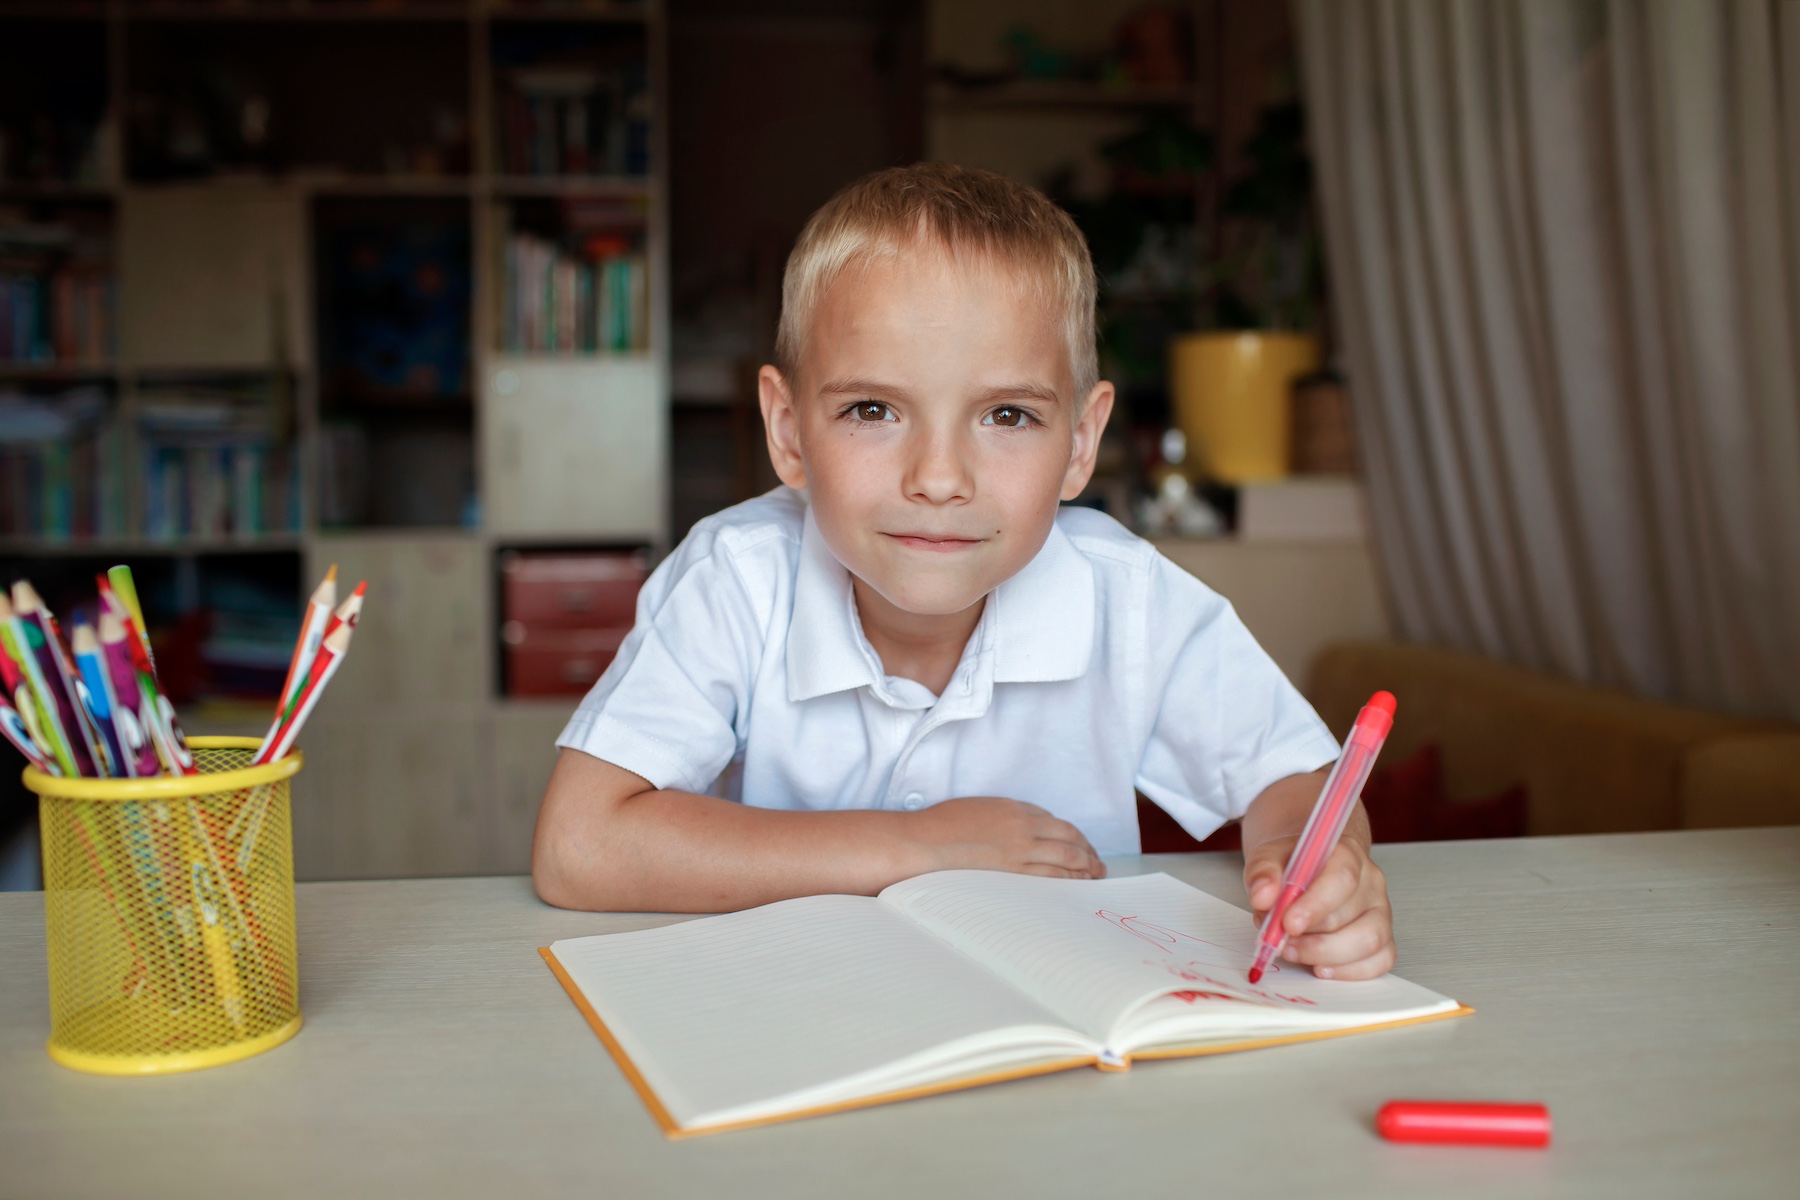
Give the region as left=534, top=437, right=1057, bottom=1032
left=903, top=792, right=925, bottom=810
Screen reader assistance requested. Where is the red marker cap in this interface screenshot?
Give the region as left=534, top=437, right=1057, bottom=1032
left=1353, top=690, right=1397, bottom=741
left=1376, top=1100, right=1552, bottom=1148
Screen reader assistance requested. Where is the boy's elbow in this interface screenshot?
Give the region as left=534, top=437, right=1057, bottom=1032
left=530, top=748, right=643, bottom=910
left=530, top=759, right=596, bottom=909
left=531, top=837, right=582, bottom=910
left=531, top=803, right=581, bottom=909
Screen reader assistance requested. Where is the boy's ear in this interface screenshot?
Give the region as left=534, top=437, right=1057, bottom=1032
left=758, top=365, right=809, bottom=490
left=1060, top=380, right=1116, bottom=502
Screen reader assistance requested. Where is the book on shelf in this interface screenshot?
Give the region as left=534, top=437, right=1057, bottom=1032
left=140, top=444, right=297, bottom=543
left=136, top=378, right=299, bottom=542
left=497, top=61, right=650, bottom=178
left=0, top=383, right=125, bottom=541
left=0, top=207, right=115, bottom=366
left=544, top=869, right=1467, bottom=1137
left=503, top=230, right=647, bottom=354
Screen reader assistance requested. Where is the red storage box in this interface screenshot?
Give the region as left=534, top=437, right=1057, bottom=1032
left=501, top=551, right=647, bottom=630
left=500, top=551, right=648, bottom=697
left=504, top=625, right=631, bottom=696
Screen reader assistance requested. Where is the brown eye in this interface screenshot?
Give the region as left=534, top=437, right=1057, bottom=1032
left=852, top=402, right=891, bottom=422
left=989, top=406, right=1025, bottom=427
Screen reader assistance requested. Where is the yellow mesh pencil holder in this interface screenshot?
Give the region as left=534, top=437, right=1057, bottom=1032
left=25, top=736, right=305, bottom=1075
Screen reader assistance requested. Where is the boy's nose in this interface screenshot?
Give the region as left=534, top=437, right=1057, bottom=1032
left=902, top=426, right=975, bottom=505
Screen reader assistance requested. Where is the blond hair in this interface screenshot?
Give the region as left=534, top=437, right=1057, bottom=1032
left=774, top=163, right=1099, bottom=399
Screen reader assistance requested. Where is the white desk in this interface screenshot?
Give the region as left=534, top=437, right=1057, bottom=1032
left=3, top=829, right=1797, bottom=1198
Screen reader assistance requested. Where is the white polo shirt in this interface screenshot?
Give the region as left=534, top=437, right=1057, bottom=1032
left=556, top=487, right=1339, bottom=856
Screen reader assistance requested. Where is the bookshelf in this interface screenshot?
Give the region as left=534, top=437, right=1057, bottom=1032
left=0, top=0, right=669, bottom=881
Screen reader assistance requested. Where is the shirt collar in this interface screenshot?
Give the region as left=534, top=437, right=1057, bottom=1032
left=787, top=506, right=884, bottom=702
left=786, top=504, right=1096, bottom=702
left=988, top=517, right=1096, bottom=684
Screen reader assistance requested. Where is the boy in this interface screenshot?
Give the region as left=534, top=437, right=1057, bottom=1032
left=534, top=164, right=1396, bottom=981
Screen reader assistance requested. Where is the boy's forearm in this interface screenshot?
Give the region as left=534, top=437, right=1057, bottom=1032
left=1239, top=768, right=1369, bottom=853
left=532, top=749, right=929, bottom=911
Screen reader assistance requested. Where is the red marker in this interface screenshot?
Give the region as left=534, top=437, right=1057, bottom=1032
left=1377, top=1100, right=1552, bottom=1148
left=1248, top=690, right=1397, bottom=983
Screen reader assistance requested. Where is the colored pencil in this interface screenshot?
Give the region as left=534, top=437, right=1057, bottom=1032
left=257, top=623, right=354, bottom=765
left=97, top=573, right=197, bottom=776
left=97, top=611, right=164, bottom=778
left=0, top=622, right=55, bottom=771
left=0, top=596, right=83, bottom=777
left=323, top=580, right=366, bottom=642
left=105, top=566, right=152, bottom=666
left=12, top=581, right=106, bottom=775
left=253, top=567, right=337, bottom=765
left=0, top=693, right=52, bottom=772
left=73, top=622, right=127, bottom=778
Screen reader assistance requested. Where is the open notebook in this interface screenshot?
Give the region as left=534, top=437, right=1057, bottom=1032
left=541, top=870, right=1469, bottom=1137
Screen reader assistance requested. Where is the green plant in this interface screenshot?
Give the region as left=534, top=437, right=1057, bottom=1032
left=1209, top=101, right=1321, bottom=331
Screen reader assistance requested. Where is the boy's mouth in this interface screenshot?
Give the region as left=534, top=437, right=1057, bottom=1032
left=884, top=533, right=986, bottom=552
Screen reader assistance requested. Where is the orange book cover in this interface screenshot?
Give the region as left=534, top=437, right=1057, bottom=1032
left=539, top=946, right=1473, bottom=1139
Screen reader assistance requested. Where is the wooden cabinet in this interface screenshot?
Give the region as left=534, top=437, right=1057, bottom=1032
left=490, top=701, right=580, bottom=877
left=307, top=535, right=489, bottom=706
left=482, top=357, right=666, bottom=541
left=286, top=700, right=571, bottom=882
left=289, top=707, right=490, bottom=881
left=285, top=535, right=510, bottom=880
left=119, top=186, right=308, bottom=369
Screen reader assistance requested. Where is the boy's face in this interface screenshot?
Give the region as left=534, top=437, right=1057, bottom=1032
left=759, top=245, right=1114, bottom=618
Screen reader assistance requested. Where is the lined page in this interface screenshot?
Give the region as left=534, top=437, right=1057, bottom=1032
left=880, top=871, right=1457, bottom=1044
left=550, top=894, right=1090, bottom=1130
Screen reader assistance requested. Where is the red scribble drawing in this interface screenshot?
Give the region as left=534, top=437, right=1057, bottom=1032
left=1191, top=970, right=1315, bottom=1006
left=1096, top=909, right=1280, bottom=974
left=1150, top=963, right=1315, bottom=1005
left=1169, top=989, right=1238, bottom=1004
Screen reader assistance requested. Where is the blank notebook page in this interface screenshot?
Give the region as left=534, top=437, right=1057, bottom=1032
left=550, top=894, right=1074, bottom=1127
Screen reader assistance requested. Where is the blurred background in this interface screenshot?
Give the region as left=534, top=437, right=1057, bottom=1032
left=0, top=0, right=1796, bottom=888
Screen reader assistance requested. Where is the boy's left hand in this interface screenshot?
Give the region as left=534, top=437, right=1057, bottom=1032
left=1242, top=834, right=1394, bottom=980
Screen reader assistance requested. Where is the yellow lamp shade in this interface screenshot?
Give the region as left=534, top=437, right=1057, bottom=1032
left=1170, top=331, right=1323, bottom=483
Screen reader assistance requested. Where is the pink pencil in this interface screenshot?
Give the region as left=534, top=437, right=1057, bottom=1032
left=1248, top=691, right=1397, bottom=984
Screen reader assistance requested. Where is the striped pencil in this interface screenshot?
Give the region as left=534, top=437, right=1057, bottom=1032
left=238, top=580, right=366, bottom=865
left=253, top=567, right=337, bottom=765
left=73, top=621, right=130, bottom=778
left=0, top=621, right=55, bottom=771
left=258, top=623, right=355, bottom=765
left=12, top=581, right=107, bottom=775
left=0, top=595, right=85, bottom=777
left=322, top=580, right=366, bottom=642
left=97, top=612, right=164, bottom=778
left=0, top=692, right=53, bottom=772
left=97, top=574, right=196, bottom=776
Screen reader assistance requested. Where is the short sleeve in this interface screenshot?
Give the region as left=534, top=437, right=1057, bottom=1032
left=555, top=527, right=769, bottom=794
left=1134, top=556, right=1340, bottom=840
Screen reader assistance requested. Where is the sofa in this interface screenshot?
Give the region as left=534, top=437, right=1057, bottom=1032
left=1307, top=642, right=1800, bottom=835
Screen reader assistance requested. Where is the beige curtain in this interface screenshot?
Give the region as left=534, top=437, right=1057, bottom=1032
left=1294, top=0, right=1800, bottom=721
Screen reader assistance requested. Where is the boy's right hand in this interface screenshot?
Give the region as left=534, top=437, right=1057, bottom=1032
left=908, top=797, right=1106, bottom=880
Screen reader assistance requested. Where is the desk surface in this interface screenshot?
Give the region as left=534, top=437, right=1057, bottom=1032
left=3, top=828, right=1798, bottom=1199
